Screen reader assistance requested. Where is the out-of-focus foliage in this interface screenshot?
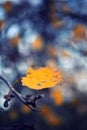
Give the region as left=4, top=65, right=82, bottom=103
left=31, top=36, right=44, bottom=51
left=21, top=105, right=31, bottom=114
left=72, top=24, right=87, bottom=42
left=41, top=105, right=63, bottom=126
left=50, top=88, right=63, bottom=105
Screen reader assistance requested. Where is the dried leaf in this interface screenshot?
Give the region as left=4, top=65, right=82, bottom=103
left=21, top=67, right=63, bottom=90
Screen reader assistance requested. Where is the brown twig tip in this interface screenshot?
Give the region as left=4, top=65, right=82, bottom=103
left=0, top=75, right=44, bottom=111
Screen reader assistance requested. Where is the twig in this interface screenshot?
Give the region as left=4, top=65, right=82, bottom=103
left=0, top=75, right=44, bottom=111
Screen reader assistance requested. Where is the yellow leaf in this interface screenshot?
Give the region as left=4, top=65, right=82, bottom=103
left=21, top=67, right=63, bottom=90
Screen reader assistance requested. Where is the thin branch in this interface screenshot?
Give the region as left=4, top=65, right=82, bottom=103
left=0, top=75, right=44, bottom=111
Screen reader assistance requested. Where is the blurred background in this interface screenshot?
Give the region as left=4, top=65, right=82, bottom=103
left=0, top=0, right=87, bottom=130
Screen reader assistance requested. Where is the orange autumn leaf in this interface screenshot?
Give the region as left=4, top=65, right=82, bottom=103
left=52, top=19, right=63, bottom=28
left=72, top=24, right=86, bottom=41
left=31, top=36, right=44, bottom=51
left=0, top=20, right=5, bottom=29
left=10, top=36, right=21, bottom=46
left=21, top=105, right=31, bottom=114
left=50, top=89, right=63, bottom=105
left=46, top=45, right=58, bottom=57
left=21, top=67, right=63, bottom=90
left=9, top=110, right=18, bottom=120
left=41, top=106, right=63, bottom=125
left=3, top=1, right=12, bottom=12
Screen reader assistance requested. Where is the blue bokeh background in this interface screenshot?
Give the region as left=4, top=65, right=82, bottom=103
left=0, top=0, right=87, bottom=130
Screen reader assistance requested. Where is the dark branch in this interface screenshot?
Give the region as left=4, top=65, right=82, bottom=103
left=0, top=75, right=44, bottom=111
